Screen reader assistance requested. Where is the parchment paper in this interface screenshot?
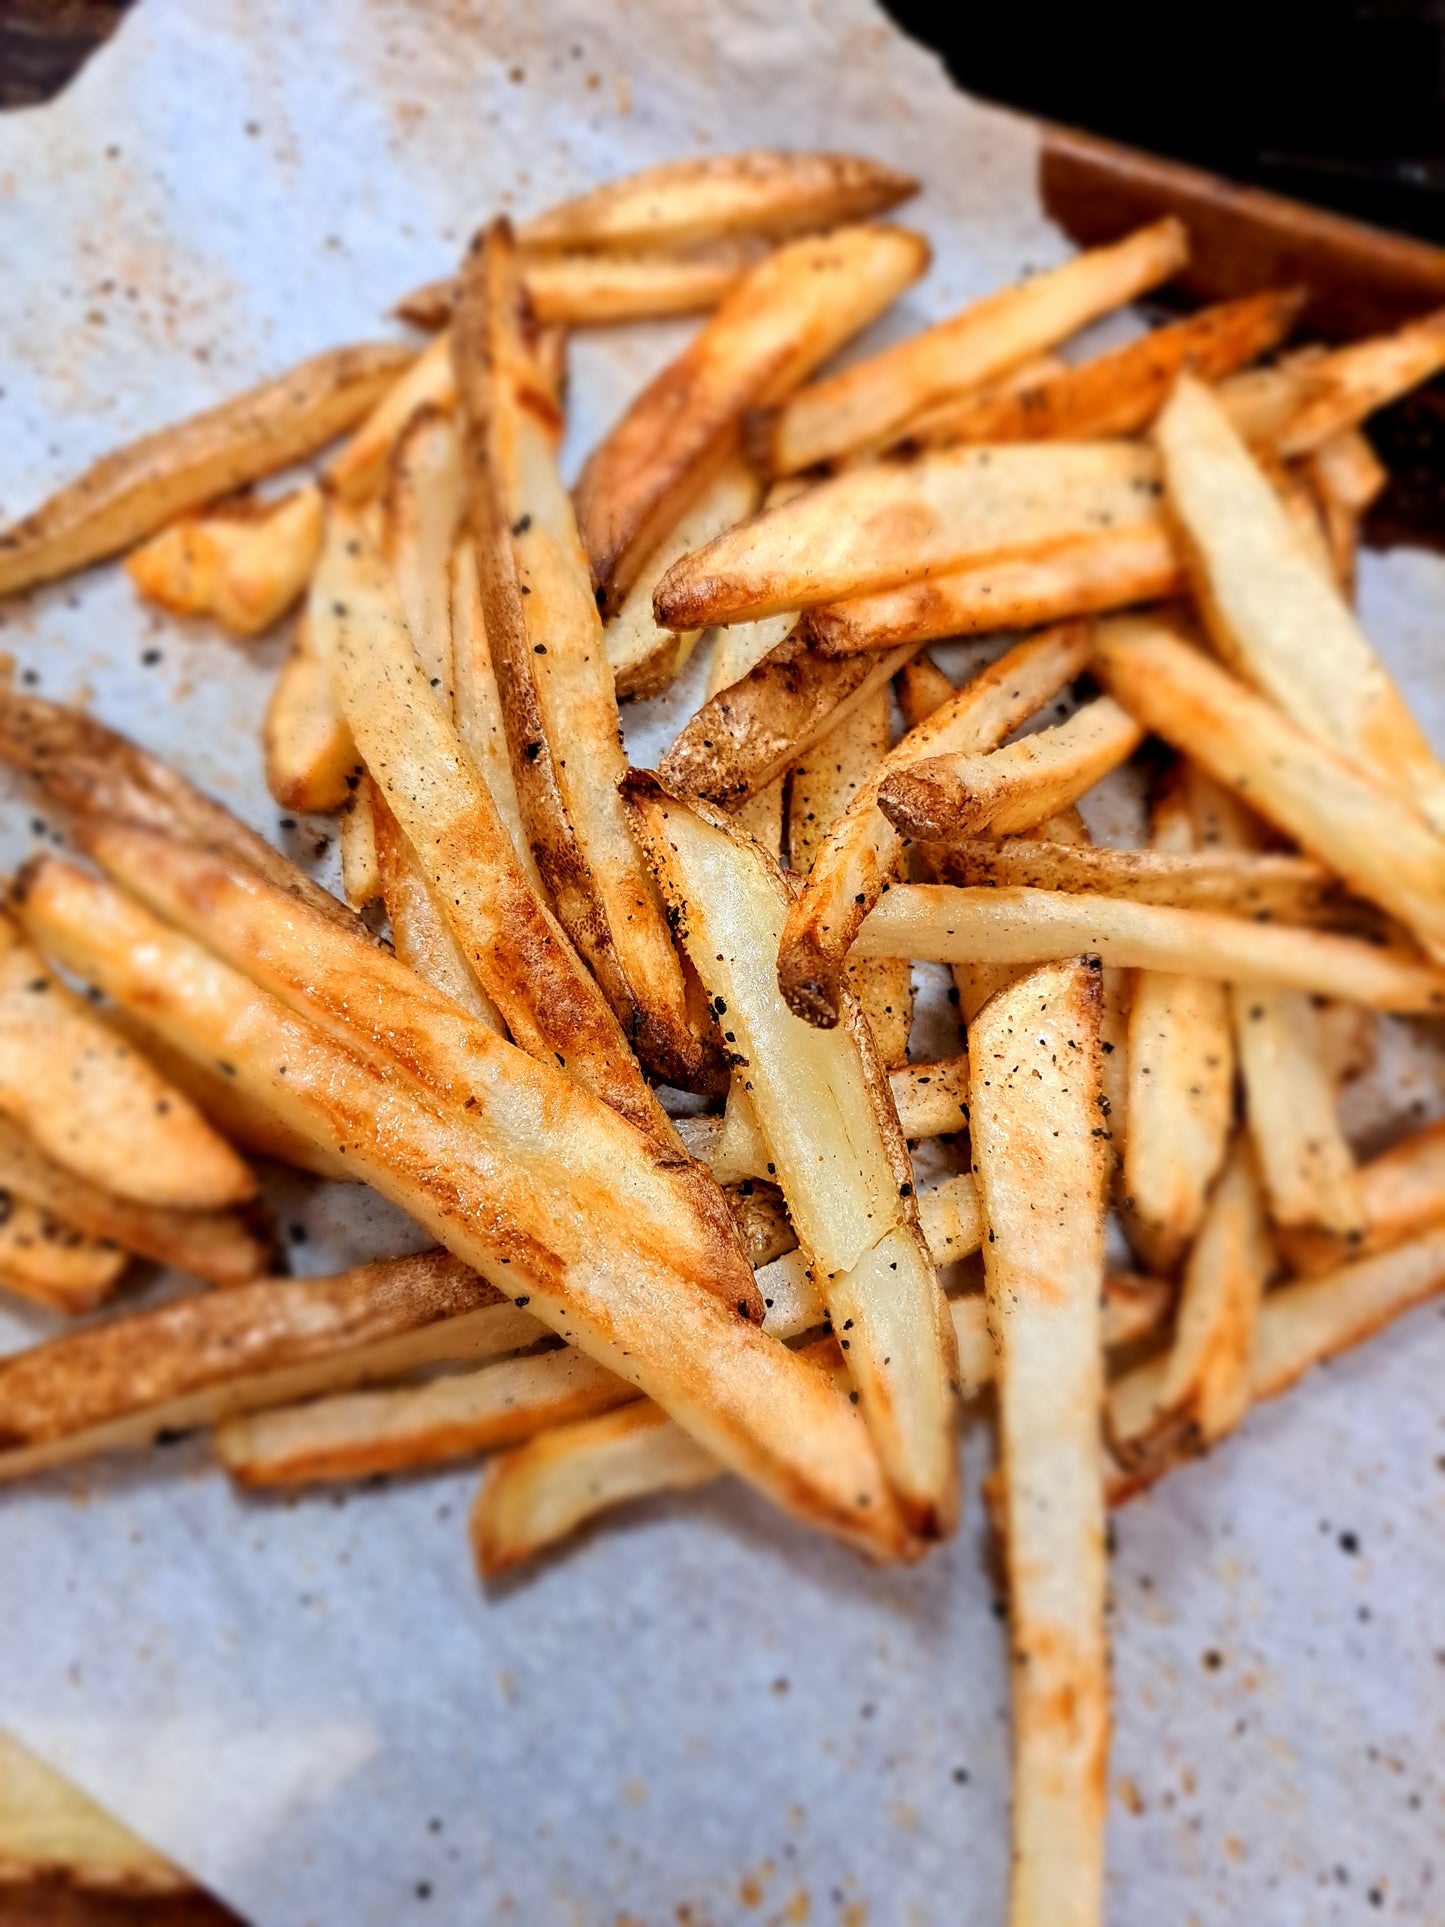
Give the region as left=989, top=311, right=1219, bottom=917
left=0, top=4, right=1441, bottom=1921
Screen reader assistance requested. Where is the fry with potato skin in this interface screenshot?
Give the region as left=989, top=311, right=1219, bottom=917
left=16, top=856, right=913, bottom=1558
left=877, top=695, right=1143, bottom=842
left=125, top=484, right=323, bottom=637
left=1091, top=615, right=1445, bottom=964
left=0, top=343, right=413, bottom=597
left=653, top=442, right=1165, bottom=632
left=764, top=216, right=1188, bottom=474
left=575, top=223, right=930, bottom=614
left=969, top=960, right=1110, bottom=1927
left=776, top=624, right=1091, bottom=1028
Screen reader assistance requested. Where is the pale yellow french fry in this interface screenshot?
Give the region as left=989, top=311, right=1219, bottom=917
left=1273, top=307, right=1445, bottom=458
left=1278, top=1118, right=1445, bottom=1274
left=765, top=217, right=1188, bottom=473
left=625, top=779, right=959, bottom=1539
left=0, top=1198, right=127, bottom=1316
left=789, top=686, right=912, bottom=1066
left=731, top=773, right=788, bottom=860
left=654, top=442, right=1164, bottom=631
left=877, top=695, right=1142, bottom=842
left=0, top=343, right=413, bottom=596
left=1092, top=615, right=1445, bottom=964
left=126, top=483, right=323, bottom=637
left=449, top=540, right=540, bottom=890
left=17, top=856, right=913, bottom=1560
left=605, top=454, right=761, bottom=701
left=705, top=609, right=798, bottom=697
left=381, top=405, right=462, bottom=708
left=370, top=788, right=502, bottom=1030
left=0, top=1731, right=190, bottom=1895
left=263, top=610, right=360, bottom=814
left=1233, top=986, right=1364, bottom=1236
left=396, top=250, right=757, bottom=332
left=325, top=329, right=456, bottom=504
left=0, top=915, right=255, bottom=1211
left=573, top=223, right=930, bottom=613
left=969, top=961, right=1110, bottom=1927
left=895, top=652, right=955, bottom=729
left=1304, top=428, right=1385, bottom=603
left=776, top=624, right=1090, bottom=1028
left=518, top=151, right=918, bottom=254
left=339, top=771, right=382, bottom=910
left=1156, top=377, right=1445, bottom=832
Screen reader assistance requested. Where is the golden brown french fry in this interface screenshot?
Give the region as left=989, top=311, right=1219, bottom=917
left=654, top=442, right=1164, bottom=631
left=455, top=222, right=705, bottom=1086
left=969, top=960, right=1110, bottom=1927
left=831, top=352, right=1069, bottom=469
left=877, top=695, right=1142, bottom=841
left=765, top=217, right=1188, bottom=474
left=605, top=455, right=762, bottom=700
left=659, top=625, right=920, bottom=808
left=625, top=778, right=959, bottom=1539
left=0, top=344, right=413, bottom=597
left=448, top=539, right=540, bottom=890
left=125, top=483, right=323, bottom=636
left=1304, top=429, right=1385, bottom=603
left=519, top=151, right=917, bottom=254
left=263, top=611, right=360, bottom=814
left=370, top=787, right=502, bottom=1029
left=325, top=330, right=456, bottom=503
left=574, top=223, right=929, bottom=613
left=0, top=1251, right=536, bottom=1480
left=1273, top=307, right=1445, bottom=457
left=319, top=509, right=680, bottom=1141
left=1092, top=615, right=1445, bottom=964
left=16, top=858, right=911, bottom=1559
left=894, top=289, right=1302, bottom=451
left=0, top=1198, right=126, bottom=1316
left=1316, top=999, right=1377, bottom=1088
left=789, top=687, right=913, bottom=1066
left=855, top=883, right=1445, bottom=1011
left=0, top=1113, right=267, bottom=1285
left=381, top=405, right=462, bottom=708
left=0, top=916, right=255, bottom=1211
left=339, top=772, right=382, bottom=910
left=397, top=249, right=758, bottom=332
left=929, top=838, right=1340, bottom=922
left=1118, top=782, right=1233, bottom=1276
left=1233, top=986, right=1364, bottom=1235
left=0, top=684, right=361, bottom=935
left=805, top=518, right=1183, bottom=656
left=702, top=479, right=812, bottom=693
left=895, top=653, right=955, bottom=728
left=1277, top=1118, right=1445, bottom=1274
left=1156, top=377, right=1445, bottom=831
left=777, top=624, right=1090, bottom=1027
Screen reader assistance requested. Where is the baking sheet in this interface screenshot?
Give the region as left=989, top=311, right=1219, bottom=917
left=0, top=2, right=1441, bottom=1920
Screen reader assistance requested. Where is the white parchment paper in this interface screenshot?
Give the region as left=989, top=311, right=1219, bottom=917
left=0, top=3, right=1441, bottom=1921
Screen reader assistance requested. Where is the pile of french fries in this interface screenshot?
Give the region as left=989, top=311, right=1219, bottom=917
left=4, top=148, right=1445, bottom=1921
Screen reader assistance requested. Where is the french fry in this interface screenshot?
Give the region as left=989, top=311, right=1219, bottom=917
left=654, top=442, right=1164, bottom=631
left=318, top=509, right=680, bottom=1141
left=397, top=250, right=758, bottom=333
left=339, top=772, right=382, bottom=910
left=125, top=483, right=323, bottom=636
left=1091, top=615, right=1445, bottom=964
left=1233, top=987, right=1364, bottom=1235
left=1304, top=428, right=1386, bottom=602
left=724, top=1180, right=798, bottom=1268
left=0, top=1730, right=191, bottom=1896
left=731, top=774, right=788, bottom=857
left=805, top=519, right=1183, bottom=656
left=929, top=838, right=1340, bottom=922
left=0, top=343, right=413, bottom=597
left=1118, top=782, right=1233, bottom=1276
left=886, top=1055, right=972, bottom=1139
left=0, top=684, right=361, bottom=934
left=895, top=652, right=955, bottom=729
left=968, top=960, right=1110, bottom=1927
left=1316, top=999, right=1377, bottom=1087
left=892, top=289, right=1302, bottom=451
left=263, top=612, right=360, bottom=814
left=606, top=455, right=762, bottom=700
left=662, top=622, right=922, bottom=809
left=1156, top=377, right=1445, bottom=831
left=706, top=609, right=799, bottom=696
left=1277, top=1118, right=1445, bottom=1274
left=776, top=624, right=1090, bottom=1026
left=764, top=216, right=1188, bottom=474
left=381, top=405, right=462, bottom=707
left=830, top=351, right=1068, bottom=469
left=625, top=778, right=960, bottom=1538
left=325, top=330, right=456, bottom=503
left=877, top=695, right=1142, bottom=841
left=16, top=858, right=911, bottom=1560
left=370, top=787, right=502, bottom=1029
left=574, top=223, right=930, bottom=613
left=470, top=1272, right=1170, bottom=1574
left=853, top=884, right=1445, bottom=1011
left=1112, top=1138, right=1273, bottom=1463
left=0, top=1251, right=537, bottom=1480
left=454, top=222, right=705, bottom=1086
left=1273, top=306, right=1445, bottom=458
left=788, top=687, right=913, bottom=1066
left=0, top=916, right=255, bottom=1211
left=449, top=539, right=536, bottom=885
left=518, top=151, right=917, bottom=254
left=0, top=1114, right=268, bottom=1286
left=0, top=1198, right=127, bottom=1316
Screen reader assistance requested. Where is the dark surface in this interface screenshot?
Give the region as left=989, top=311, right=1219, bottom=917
left=0, top=2, right=131, bottom=109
